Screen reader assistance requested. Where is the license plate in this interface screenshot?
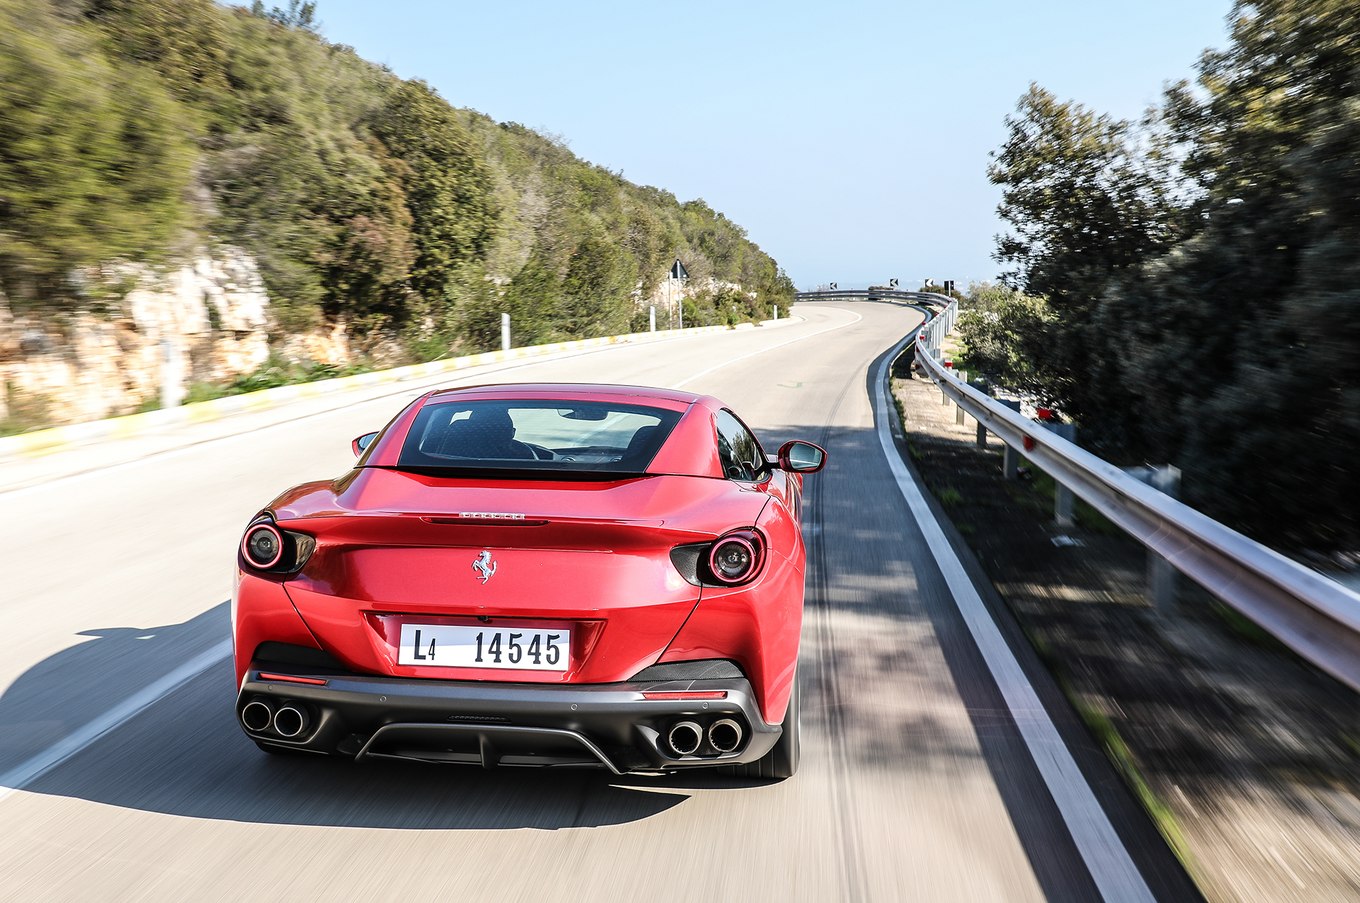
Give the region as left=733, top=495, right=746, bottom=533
left=397, top=623, right=570, bottom=671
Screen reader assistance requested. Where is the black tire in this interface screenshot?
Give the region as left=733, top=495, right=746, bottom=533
left=730, top=670, right=800, bottom=780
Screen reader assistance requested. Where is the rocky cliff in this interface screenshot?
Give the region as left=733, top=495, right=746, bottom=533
left=0, top=249, right=270, bottom=426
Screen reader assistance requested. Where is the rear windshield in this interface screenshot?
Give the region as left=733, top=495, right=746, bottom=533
left=395, top=399, right=683, bottom=475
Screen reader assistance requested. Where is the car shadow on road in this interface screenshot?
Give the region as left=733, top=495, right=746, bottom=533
left=0, top=608, right=686, bottom=831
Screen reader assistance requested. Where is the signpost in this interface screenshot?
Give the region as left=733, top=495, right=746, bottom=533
left=669, top=258, right=689, bottom=329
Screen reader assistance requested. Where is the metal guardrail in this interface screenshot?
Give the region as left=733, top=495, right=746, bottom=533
left=909, top=296, right=1360, bottom=693
left=796, top=289, right=950, bottom=306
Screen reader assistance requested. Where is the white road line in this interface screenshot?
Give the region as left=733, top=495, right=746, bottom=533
left=0, top=639, right=231, bottom=803
left=872, top=340, right=1156, bottom=903
left=674, top=311, right=863, bottom=389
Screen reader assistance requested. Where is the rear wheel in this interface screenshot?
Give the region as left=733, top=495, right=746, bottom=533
left=730, top=670, right=800, bottom=780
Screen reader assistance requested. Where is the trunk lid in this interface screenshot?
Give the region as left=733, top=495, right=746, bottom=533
left=276, top=468, right=764, bottom=683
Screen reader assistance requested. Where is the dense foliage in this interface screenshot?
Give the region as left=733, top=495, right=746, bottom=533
left=0, top=0, right=793, bottom=344
left=977, top=0, right=1359, bottom=552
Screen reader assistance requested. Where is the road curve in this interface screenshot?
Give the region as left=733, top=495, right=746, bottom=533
left=0, top=302, right=1195, bottom=901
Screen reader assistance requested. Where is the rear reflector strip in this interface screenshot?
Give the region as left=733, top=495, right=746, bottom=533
left=257, top=672, right=328, bottom=686
left=641, top=691, right=728, bottom=700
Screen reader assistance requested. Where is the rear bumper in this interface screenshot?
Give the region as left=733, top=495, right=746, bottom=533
left=237, top=661, right=780, bottom=774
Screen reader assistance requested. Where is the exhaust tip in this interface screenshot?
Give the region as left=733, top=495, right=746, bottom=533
left=667, top=721, right=703, bottom=756
left=273, top=705, right=309, bottom=739
left=241, top=700, right=273, bottom=733
left=708, top=718, right=744, bottom=754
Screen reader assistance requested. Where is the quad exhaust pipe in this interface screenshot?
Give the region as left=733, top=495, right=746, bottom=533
left=664, top=718, right=745, bottom=757
left=667, top=721, right=703, bottom=756
left=272, top=704, right=310, bottom=738
left=240, top=699, right=310, bottom=739
left=707, top=718, right=744, bottom=754
left=241, top=700, right=273, bottom=732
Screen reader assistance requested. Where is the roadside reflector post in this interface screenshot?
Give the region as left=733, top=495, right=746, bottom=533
left=997, top=399, right=1022, bottom=479
left=501, top=313, right=511, bottom=352
left=1042, top=421, right=1078, bottom=527
left=159, top=337, right=183, bottom=410
left=649, top=305, right=656, bottom=332
left=1124, top=464, right=1183, bottom=612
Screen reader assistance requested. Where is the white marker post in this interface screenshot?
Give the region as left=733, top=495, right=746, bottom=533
left=501, top=313, right=510, bottom=352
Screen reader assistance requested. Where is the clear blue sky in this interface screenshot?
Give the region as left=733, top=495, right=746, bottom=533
left=282, top=0, right=1233, bottom=290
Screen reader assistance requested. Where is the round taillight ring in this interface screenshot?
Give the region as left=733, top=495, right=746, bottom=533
left=707, top=531, right=763, bottom=585
left=242, top=523, right=284, bottom=570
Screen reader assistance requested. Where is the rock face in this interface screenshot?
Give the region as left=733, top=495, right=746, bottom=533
left=0, top=249, right=271, bottom=427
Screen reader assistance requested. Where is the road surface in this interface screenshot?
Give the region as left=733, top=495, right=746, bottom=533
left=0, top=303, right=1196, bottom=901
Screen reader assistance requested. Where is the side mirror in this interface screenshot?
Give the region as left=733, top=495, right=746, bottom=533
left=777, top=440, right=826, bottom=474
left=352, top=431, right=379, bottom=457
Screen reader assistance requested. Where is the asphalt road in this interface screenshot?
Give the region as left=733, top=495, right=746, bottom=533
left=0, top=303, right=1196, bottom=902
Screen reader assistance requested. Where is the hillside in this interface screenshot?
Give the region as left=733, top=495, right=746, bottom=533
left=0, top=0, right=793, bottom=426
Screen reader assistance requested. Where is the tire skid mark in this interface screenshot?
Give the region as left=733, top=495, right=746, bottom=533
left=804, top=368, right=870, bottom=903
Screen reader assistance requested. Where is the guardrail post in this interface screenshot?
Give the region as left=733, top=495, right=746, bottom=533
left=1043, top=422, right=1078, bottom=526
left=998, top=399, right=1022, bottom=479
left=1149, top=466, right=1182, bottom=612
left=976, top=421, right=987, bottom=447
left=1124, top=465, right=1182, bottom=612
left=954, top=372, right=968, bottom=425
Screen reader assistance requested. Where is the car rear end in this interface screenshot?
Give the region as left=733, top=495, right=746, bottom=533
left=232, top=387, right=788, bottom=772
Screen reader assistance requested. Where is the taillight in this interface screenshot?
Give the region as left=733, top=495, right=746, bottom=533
left=239, top=518, right=315, bottom=574
left=705, top=530, right=765, bottom=586
left=242, top=524, right=283, bottom=569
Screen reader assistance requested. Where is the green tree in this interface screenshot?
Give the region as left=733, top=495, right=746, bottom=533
left=986, top=2, right=1360, bottom=550
left=559, top=233, right=636, bottom=338
left=988, top=84, right=1182, bottom=444
left=956, top=287, right=1055, bottom=399
left=1103, top=0, right=1360, bottom=549
left=0, top=0, right=192, bottom=307
left=369, top=80, right=500, bottom=316
left=2, top=0, right=795, bottom=422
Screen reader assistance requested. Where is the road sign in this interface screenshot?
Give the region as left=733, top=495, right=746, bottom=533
left=669, top=259, right=689, bottom=280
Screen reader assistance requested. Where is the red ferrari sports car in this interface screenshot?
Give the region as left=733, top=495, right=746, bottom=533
left=232, top=382, right=825, bottom=778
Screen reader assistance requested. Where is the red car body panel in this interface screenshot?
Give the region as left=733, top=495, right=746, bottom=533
left=232, top=383, right=824, bottom=770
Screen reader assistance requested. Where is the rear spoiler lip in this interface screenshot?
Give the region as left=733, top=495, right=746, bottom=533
left=271, top=510, right=714, bottom=547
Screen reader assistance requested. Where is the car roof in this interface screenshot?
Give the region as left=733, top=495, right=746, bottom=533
left=421, top=382, right=708, bottom=413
